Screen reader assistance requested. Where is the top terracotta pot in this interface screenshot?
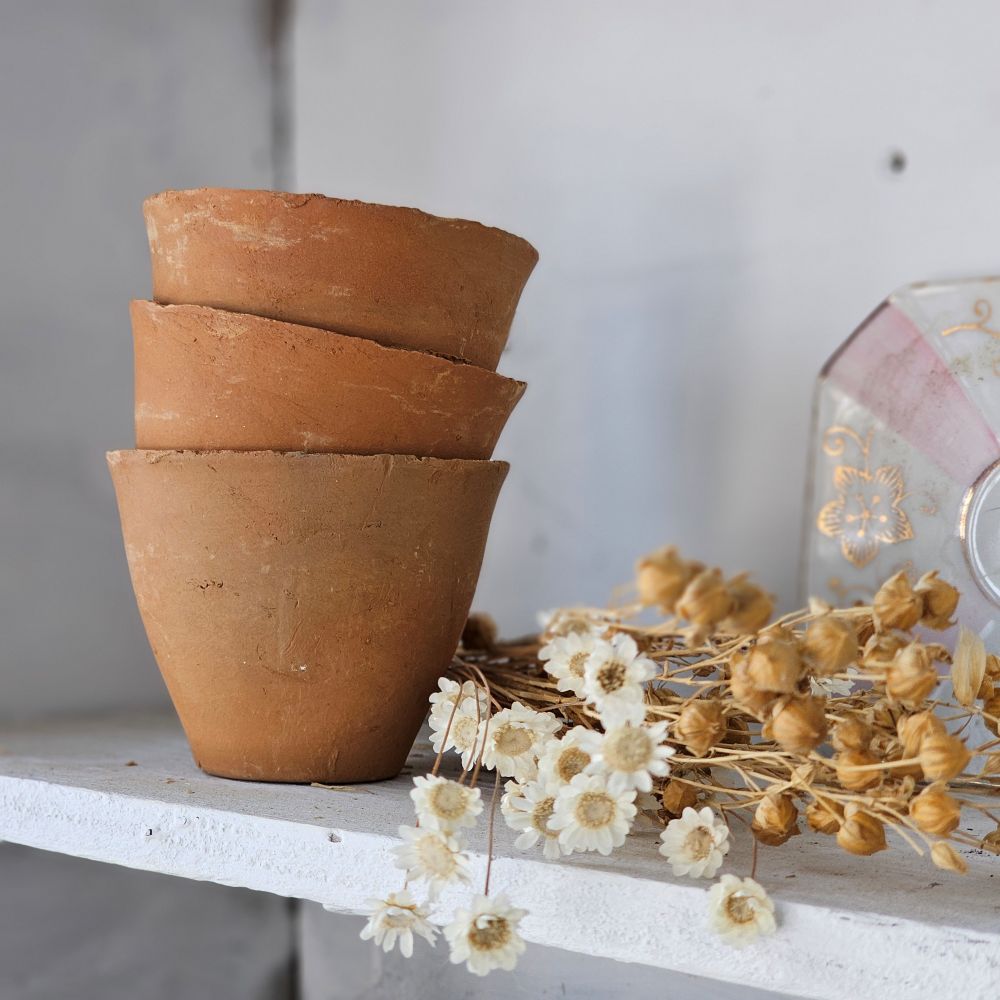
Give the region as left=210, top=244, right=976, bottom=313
left=144, top=189, right=538, bottom=370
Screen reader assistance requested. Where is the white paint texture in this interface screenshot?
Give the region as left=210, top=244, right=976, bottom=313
left=295, top=0, right=1000, bottom=630
left=0, top=713, right=995, bottom=1000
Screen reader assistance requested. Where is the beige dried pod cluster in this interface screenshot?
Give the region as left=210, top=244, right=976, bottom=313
left=802, top=615, right=858, bottom=676
left=720, top=574, right=775, bottom=634
left=453, top=544, right=992, bottom=905
left=805, top=798, right=843, bottom=835
left=660, top=778, right=699, bottom=818
left=635, top=546, right=702, bottom=614
left=769, top=695, right=828, bottom=755
left=751, top=791, right=799, bottom=846
left=873, top=572, right=923, bottom=631
left=836, top=805, right=887, bottom=856
left=913, top=571, right=960, bottom=630
left=675, top=700, right=727, bottom=757
left=909, top=783, right=961, bottom=836
left=885, top=643, right=940, bottom=708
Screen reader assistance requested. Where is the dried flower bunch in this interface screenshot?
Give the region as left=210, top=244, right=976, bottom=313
left=360, top=545, right=999, bottom=973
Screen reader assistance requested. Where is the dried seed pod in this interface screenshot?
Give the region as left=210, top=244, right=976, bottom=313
left=677, top=568, right=732, bottom=627
left=987, top=654, right=1000, bottom=679
left=802, top=615, right=858, bottom=676
left=725, top=714, right=752, bottom=745
left=897, top=710, right=946, bottom=757
left=873, top=571, right=922, bottom=632
left=770, top=695, right=828, bottom=755
left=836, top=804, right=887, bottom=856
left=461, top=612, right=498, bottom=652
left=909, top=783, right=961, bottom=835
left=635, top=546, right=700, bottom=614
left=981, top=827, right=1000, bottom=855
left=747, top=637, right=803, bottom=694
left=806, top=798, right=843, bottom=835
left=675, top=699, right=727, bottom=757
left=729, top=652, right=777, bottom=720
left=832, top=714, right=872, bottom=753
left=886, top=643, right=939, bottom=708
left=834, top=749, right=882, bottom=791
left=978, top=676, right=995, bottom=702
left=930, top=841, right=968, bottom=874
left=660, top=778, right=699, bottom=818
left=751, top=791, right=799, bottom=846
left=720, top=574, right=774, bottom=634
left=861, top=631, right=907, bottom=668
left=919, top=732, right=971, bottom=781
left=984, top=695, right=1000, bottom=737
left=914, top=571, right=959, bottom=630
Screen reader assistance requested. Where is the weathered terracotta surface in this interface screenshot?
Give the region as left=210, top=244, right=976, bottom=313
left=131, top=301, right=525, bottom=459
left=144, top=189, right=538, bottom=370
left=107, top=449, right=508, bottom=783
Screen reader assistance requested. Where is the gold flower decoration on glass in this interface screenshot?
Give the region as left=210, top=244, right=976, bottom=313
left=817, top=426, right=913, bottom=569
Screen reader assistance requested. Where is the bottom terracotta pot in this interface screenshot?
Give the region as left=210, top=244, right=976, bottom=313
left=107, top=449, right=508, bottom=783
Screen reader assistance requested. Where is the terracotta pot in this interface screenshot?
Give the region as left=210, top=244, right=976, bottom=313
left=144, top=189, right=538, bottom=370
left=131, top=301, right=525, bottom=459
left=107, top=449, right=508, bottom=783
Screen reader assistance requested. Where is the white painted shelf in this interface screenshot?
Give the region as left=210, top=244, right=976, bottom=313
left=0, top=712, right=996, bottom=999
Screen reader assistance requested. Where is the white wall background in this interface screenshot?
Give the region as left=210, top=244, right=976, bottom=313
left=294, top=0, right=1000, bottom=632
left=0, top=0, right=276, bottom=720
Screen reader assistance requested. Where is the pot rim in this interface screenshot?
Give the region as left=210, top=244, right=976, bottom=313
left=106, top=449, right=510, bottom=473
left=130, top=300, right=527, bottom=392
left=144, top=188, right=538, bottom=261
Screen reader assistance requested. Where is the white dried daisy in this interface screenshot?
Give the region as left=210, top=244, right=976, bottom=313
left=659, top=806, right=730, bottom=879
left=582, top=634, right=657, bottom=726
left=537, top=727, right=603, bottom=785
left=537, top=607, right=617, bottom=640
left=501, top=777, right=568, bottom=860
left=444, top=893, right=527, bottom=976
left=707, top=874, right=776, bottom=947
left=410, top=775, right=483, bottom=833
left=550, top=771, right=637, bottom=855
left=480, top=702, right=561, bottom=782
left=429, top=677, right=488, bottom=720
left=393, top=825, right=471, bottom=898
left=810, top=667, right=859, bottom=698
left=430, top=695, right=488, bottom=769
left=357, top=889, right=437, bottom=957
left=588, top=720, right=674, bottom=793
left=538, top=631, right=599, bottom=699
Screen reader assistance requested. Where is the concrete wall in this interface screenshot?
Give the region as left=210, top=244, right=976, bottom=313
left=0, top=0, right=277, bottom=720
left=293, top=0, right=1000, bottom=632
left=0, top=4, right=294, bottom=998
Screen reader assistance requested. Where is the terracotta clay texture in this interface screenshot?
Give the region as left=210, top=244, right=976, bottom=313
left=131, top=301, right=525, bottom=459
left=144, top=189, right=538, bottom=370
left=107, top=449, right=508, bottom=783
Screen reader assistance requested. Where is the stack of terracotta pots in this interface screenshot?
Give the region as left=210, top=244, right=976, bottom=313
left=108, top=189, right=536, bottom=784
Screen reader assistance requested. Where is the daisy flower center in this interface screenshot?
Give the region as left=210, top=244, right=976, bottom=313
left=495, top=724, right=534, bottom=757
left=597, top=660, right=627, bottom=693
left=567, top=651, right=590, bottom=678
left=428, top=782, right=470, bottom=820
left=575, top=791, right=616, bottom=828
left=469, top=914, right=511, bottom=952
left=532, top=796, right=557, bottom=834
left=604, top=728, right=653, bottom=771
left=452, top=715, right=479, bottom=750
left=725, top=892, right=756, bottom=925
left=685, top=825, right=715, bottom=861
left=383, top=907, right=414, bottom=929
left=555, top=746, right=591, bottom=781
left=415, top=835, right=458, bottom=876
